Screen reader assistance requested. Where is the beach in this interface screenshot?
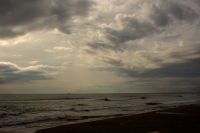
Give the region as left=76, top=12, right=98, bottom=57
left=35, top=104, right=200, bottom=133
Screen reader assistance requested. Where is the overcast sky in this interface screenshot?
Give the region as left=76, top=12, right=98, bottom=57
left=0, top=0, right=200, bottom=93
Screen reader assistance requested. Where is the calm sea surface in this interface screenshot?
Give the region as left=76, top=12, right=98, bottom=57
left=0, top=93, right=200, bottom=133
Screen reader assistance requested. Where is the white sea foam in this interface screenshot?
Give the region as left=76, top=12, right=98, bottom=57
left=71, top=104, right=141, bottom=112
left=0, top=114, right=66, bottom=127
left=162, top=99, right=200, bottom=105
left=180, top=94, right=197, bottom=97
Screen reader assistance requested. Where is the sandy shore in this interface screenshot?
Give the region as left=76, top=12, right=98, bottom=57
left=35, top=104, right=200, bottom=133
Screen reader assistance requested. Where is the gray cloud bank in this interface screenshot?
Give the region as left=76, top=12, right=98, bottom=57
left=0, top=0, right=95, bottom=38
left=87, top=0, right=199, bottom=52
left=118, top=58, right=200, bottom=78
left=86, top=0, right=200, bottom=80
left=90, top=57, right=200, bottom=79
left=0, top=62, right=58, bottom=84
left=89, top=42, right=200, bottom=91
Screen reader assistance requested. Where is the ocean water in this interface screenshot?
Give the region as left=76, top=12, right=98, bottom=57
left=0, top=93, right=200, bottom=133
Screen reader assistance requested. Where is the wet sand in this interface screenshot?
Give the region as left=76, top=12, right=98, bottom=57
left=35, top=104, right=200, bottom=133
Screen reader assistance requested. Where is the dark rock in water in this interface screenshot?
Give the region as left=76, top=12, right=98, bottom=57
left=103, top=98, right=110, bottom=101
left=77, top=104, right=86, bottom=106
left=146, top=102, right=161, bottom=105
left=140, top=97, right=147, bottom=99
left=179, top=95, right=182, bottom=97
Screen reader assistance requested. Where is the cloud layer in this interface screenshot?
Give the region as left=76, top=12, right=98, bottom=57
left=87, top=0, right=199, bottom=52
left=0, top=62, right=58, bottom=84
left=0, top=0, right=95, bottom=38
left=0, top=0, right=200, bottom=92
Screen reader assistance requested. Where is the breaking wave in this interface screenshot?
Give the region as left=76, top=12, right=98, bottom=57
left=0, top=114, right=66, bottom=127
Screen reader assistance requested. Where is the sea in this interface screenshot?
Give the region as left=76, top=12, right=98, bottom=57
left=0, top=93, right=200, bottom=133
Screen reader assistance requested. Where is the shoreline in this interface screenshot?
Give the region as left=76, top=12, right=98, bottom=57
left=34, top=104, right=200, bottom=133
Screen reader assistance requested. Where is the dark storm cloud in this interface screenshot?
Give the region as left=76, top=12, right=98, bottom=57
left=117, top=58, right=200, bottom=78
left=0, top=0, right=48, bottom=26
left=104, top=17, right=155, bottom=44
left=0, top=62, right=55, bottom=84
left=0, top=0, right=95, bottom=38
left=149, top=5, right=169, bottom=27
left=158, top=0, right=199, bottom=22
